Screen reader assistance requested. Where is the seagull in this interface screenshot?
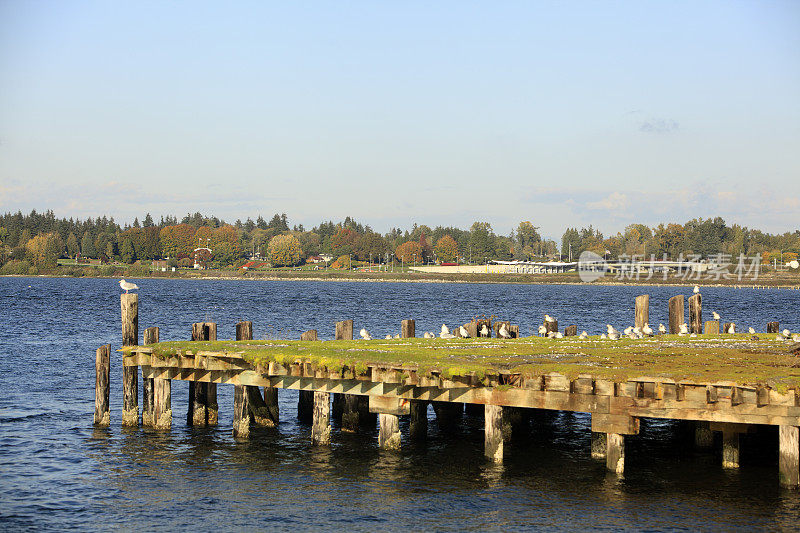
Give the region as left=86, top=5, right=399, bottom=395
left=606, top=325, right=619, bottom=336
left=712, top=311, right=720, bottom=320
left=538, top=325, right=547, bottom=336
left=459, top=325, right=469, bottom=338
left=793, top=333, right=800, bottom=343
left=554, top=331, right=564, bottom=339
left=693, top=285, right=700, bottom=294
left=624, top=326, right=633, bottom=336
left=423, top=331, right=434, bottom=339
left=601, top=333, right=608, bottom=339
left=727, top=323, right=736, bottom=334
left=690, top=333, right=697, bottom=338
left=608, top=332, right=620, bottom=340
left=782, top=329, right=791, bottom=338
left=578, top=331, right=588, bottom=339
left=679, top=323, right=689, bottom=336
left=393, top=334, right=400, bottom=339
left=480, top=324, right=490, bottom=337
left=441, top=324, right=450, bottom=336
left=658, top=324, right=667, bottom=334
left=748, top=327, right=756, bottom=335
left=776, top=335, right=785, bottom=341
left=643, top=323, right=653, bottom=336
left=359, top=328, right=372, bottom=340
left=544, top=314, right=555, bottom=323
left=385, top=334, right=392, bottom=339
left=440, top=332, right=456, bottom=339
left=119, top=279, right=139, bottom=293
left=498, top=324, right=511, bottom=339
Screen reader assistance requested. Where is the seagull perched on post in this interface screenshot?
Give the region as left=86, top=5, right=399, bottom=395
left=498, top=323, right=511, bottom=339
left=119, top=279, right=139, bottom=293
left=459, top=325, right=470, bottom=338
left=480, top=324, right=490, bottom=337
left=359, top=328, right=372, bottom=340
left=727, top=323, right=736, bottom=334
left=693, top=285, right=700, bottom=294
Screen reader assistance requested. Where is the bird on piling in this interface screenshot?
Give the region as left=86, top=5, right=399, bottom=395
left=359, top=328, right=372, bottom=340
left=658, top=324, right=667, bottom=334
left=538, top=325, right=547, bottom=336
left=119, top=279, right=139, bottom=293
left=712, top=311, right=720, bottom=320
left=498, top=324, right=511, bottom=339
left=459, top=325, right=470, bottom=338
left=727, top=323, right=736, bottom=334
left=544, top=314, right=555, bottom=323
left=643, top=323, right=653, bottom=336
left=693, top=285, right=700, bottom=294
left=679, top=323, right=689, bottom=336
left=748, top=327, right=756, bottom=335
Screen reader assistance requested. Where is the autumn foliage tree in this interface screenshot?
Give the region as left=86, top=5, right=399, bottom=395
left=268, top=234, right=302, bottom=267
left=160, top=224, right=196, bottom=258
left=395, top=241, right=423, bottom=263
left=434, top=235, right=459, bottom=263
left=26, top=232, right=64, bottom=268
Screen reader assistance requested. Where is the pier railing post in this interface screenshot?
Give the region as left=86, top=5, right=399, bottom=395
left=121, top=293, right=139, bottom=427
left=93, top=344, right=111, bottom=427
left=688, top=293, right=702, bottom=334
left=635, top=294, right=649, bottom=329
left=142, top=327, right=158, bottom=427
left=298, top=330, right=318, bottom=421
left=668, top=295, right=684, bottom=334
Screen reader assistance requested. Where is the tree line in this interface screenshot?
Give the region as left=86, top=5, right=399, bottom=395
left=0, top=209, right=798, bottom=271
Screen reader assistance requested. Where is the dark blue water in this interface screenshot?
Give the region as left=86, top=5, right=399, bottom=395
left=1, top=277, right=799, bottom=531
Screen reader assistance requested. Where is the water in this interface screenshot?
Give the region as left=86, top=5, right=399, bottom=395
left=1, top=277, right=799, bottom=531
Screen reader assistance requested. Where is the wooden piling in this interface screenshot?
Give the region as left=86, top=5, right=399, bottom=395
left=502, top=406, right=526, bottom=441
left=401, top=319, right=415, bottom=338
left=591, top=432, right=606, bottom=459
left=409, top=400, right=428, bottom=441
left=544, top=319, right=559, bottom=336
left=779, top=425, right=800, bottom=487
left=484, top=405, right=504, bottom=462
left=705, top=321, right=720, bottom=335
left=232, top=384, right=250, bottom=439
left=311, top=391, right=331, bottom=445
left=121, top=294, right=139, bottom=427
left=722, top=428, right=740, bottom=468
left=433, top=401, right=462, bottom=431
left=342, top=394, right=360, bottom=433
left=635, top=294, right=649, bottom=329
left=188, top=322, right=217, bottom=427
left=767, top=322, right=780, bottom=334
left=93, top=344, right=111, bottom=427
left=695, top=421, right=713, bottom=448
left=668, top=295, right=684, bottom=334
left=298, top=330, right=318, bottom=421
left=334, top=320, right=354, bottom=423
left=564, top=325, right=577, bottom=337
left=335, top=320, right=353, bottom=340
left=378, top=414, right=401, bottom=450
left=688, top=293, right=702, bottom=334
left=142, top=327, right=158, bottom=427
left=606, top=433, right=625, bottom=474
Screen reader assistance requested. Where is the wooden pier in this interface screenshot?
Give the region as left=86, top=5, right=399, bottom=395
left=97, top=293, right=800, bottom=488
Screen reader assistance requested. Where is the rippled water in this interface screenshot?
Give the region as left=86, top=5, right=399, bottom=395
left=1, top=277, right=799, bottom=530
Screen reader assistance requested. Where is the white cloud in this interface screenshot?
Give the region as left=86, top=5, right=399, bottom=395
left=586, top=191, right=629, bottom=212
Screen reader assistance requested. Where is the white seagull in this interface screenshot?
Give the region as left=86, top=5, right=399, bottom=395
left=727, top=323, right=736, bottom=334
left=748, top=327, right=756, bottom=335
left=679, top=323, right=689, bottom=336
left=119, top=279, right=139, bottom=293
left=578, top=331, right=588, bottom=340
left=693, top=285, right=700, bottom=294
left=423, top=331, right=434, bottom=339
left=782, top=329, right=791, bottom=338
left=712, top=311, right=720, bottom=320
left=480, top=324, right=490, bottom=337
left=658, top=324, right=667, bottom=334
left=459, top=325, right=470, bottom=338
left=498, top=324, right=511, bottom=339
left=642, top=323, right=653, bottom=336
left=359, top=328, right=372, bottom=340
left=538, top=325, right=547, bottom=336
left=441, top=324, right=450, bottom=336
left=544, top=314, right=555, bottom=323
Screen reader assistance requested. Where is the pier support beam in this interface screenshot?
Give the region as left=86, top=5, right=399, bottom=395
left=409, top=400, right=428, bottom=441
left=722, top=429, right=740, bottom=468
left=142, top=327, right=159, bottom=427
left=606, top=433, right=625, bottom=474
left=433, top=401, right=462, bottom=432
left=502, top=406, right=525, bottom=441
left=591, top=432, right=607, bottom=459
left=484, top=405, right=504, bottom=462
left=695, top=421, right=714, bottom=449
left=342, top=394, right=361, bottom=433
left=188, top=322, right=216, bottom=427
left=233, top=384, right=250, bottom=439
left=93, top=344, right=111, bottom=427
left=379, top=414, right=401, bottom=450
left=779, top=425, right=799, bottom=487
left=153, top=372, right=171, bottom=430
left=311, top=391, right=331, bottom=445
left=121, top=294, right=139, bottom=427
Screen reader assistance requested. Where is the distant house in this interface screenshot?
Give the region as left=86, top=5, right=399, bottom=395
left=306, top=255, right=325, bottom=264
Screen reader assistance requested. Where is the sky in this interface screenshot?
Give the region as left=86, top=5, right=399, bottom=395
left=1, top=1, right=798, bottom=239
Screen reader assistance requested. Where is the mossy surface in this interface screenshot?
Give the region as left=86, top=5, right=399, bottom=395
left=128, top=335, right=800, bottom=390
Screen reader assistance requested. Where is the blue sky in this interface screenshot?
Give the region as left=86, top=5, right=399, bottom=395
left=1, top=1, right=798, bottom=239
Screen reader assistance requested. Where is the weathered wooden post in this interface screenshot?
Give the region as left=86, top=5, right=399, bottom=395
left=141, top=327, right=158, bottom=427
left=779, top=425, right=800, bottom=487
left=544, top=318, right=559, bottom=336
left=767, top=322, right=780, bottom=334
left=722, top=322, right=733, bottom=334
left=188, top=322, right=217, bottom=427
left=433, top=401, right=462, bottom=431
left=705, top=321, right=720, bottom=335
left=635, top=295, right=649, bottom=329
left=311, top=391, right=331, bottom=445
left=688, top=293, right=702, bottom=334
left=297, top=330, right=318, bottom=422
left=668, top=295, right=684, bottom=334
left=342, top=395, right=361, bottom=433
left=564, top=325, right=578, bottom=337
left=485, top=404, right=504, bottom=462
left=606, top=433, right=625, bottom=474
left=502, top=406, right=525, bottom=441
left=591, top=432, right=607, bottom=459
left=722, top=428, right=739, bottom=468
left=378, top=414, right=401, bottom=450
left=401, top=319, right=415, bottom=338
left=334, top=321, right=354, bottom=423
left=409, top=400, right=428, bottom=441
left=93, top=344, right=111, bottom=427
left=695, top=421, right=713, bottom=448
left=121, top=293, right=139, bottom=427
left=233, top=321, right=253, bottom=438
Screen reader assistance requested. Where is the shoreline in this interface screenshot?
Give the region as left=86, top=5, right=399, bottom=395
left=3, top=271, right=799, bottom=289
